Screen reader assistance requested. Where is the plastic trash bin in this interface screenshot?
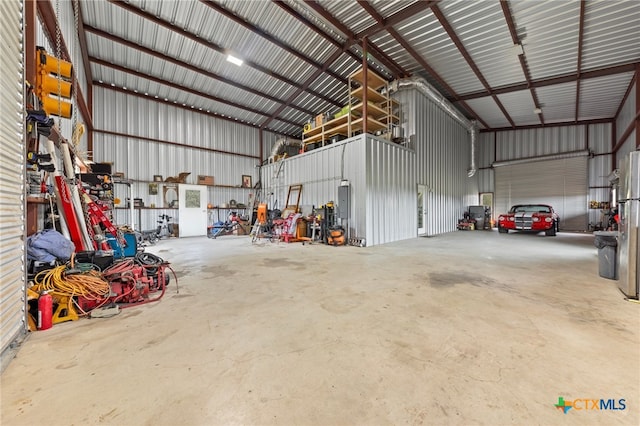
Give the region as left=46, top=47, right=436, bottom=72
left=593, top=231, right=618, bottom=280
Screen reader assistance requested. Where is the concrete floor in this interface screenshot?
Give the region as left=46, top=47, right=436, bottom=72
left=1, top=230, right=638, bottom=425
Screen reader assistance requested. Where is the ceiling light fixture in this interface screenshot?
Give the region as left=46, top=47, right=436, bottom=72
left=534, top=107, right=542, bottom=114
left=512, top=43, right=524, bottom=56
left=227, top=54, right=243, bottom=66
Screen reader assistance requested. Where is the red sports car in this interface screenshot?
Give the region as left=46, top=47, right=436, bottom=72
left=498, top=204, right=560, bottom=236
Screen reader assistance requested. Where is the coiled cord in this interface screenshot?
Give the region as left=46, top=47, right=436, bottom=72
left=32, top=264, right=110, bottom=301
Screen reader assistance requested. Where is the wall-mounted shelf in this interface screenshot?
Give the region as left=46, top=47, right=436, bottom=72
left=115, top=207, right=177, bottom=210
left=124, top=178, right=250, bottom=189
left=302, top=66, right=401, bottom=150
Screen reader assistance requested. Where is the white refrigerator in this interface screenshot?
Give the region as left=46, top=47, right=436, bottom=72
left=617, top=151, right=640, bottom=299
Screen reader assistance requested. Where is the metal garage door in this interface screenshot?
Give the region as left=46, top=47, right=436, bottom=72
left=495, top=156, right=588, bottom=231
left=0, top=0, right=26, bottom=355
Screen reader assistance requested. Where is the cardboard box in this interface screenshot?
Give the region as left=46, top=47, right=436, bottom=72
left=198, top=175, right=214, bottom=185
left=315, top=114, right=325, bottom=128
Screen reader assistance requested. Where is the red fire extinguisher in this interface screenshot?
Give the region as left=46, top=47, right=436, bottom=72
left=38, top=291, right=53, bottom=330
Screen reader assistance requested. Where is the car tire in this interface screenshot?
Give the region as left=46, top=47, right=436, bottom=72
left=546, top=221, right=557, bottom=236
left=498, top=226, right=508, bottom=234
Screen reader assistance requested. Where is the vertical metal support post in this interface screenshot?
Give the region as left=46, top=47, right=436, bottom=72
left=88, top=86, right=93, bottom=160
left=612, top=119, right=617, bottom=170
left=259, top=128, right=264, bottom=165
left=362, top=37, right=368, bottom=135
left=636, top=65, right=640, bottom=149
left=25, top=0, right=37, bottom=85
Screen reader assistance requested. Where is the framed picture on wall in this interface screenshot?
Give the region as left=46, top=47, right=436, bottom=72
left=148, top=183, right=158, bottom=195
left=242, top=175, right=252, bottom=188
left=153, top=175, right=163, bottom=182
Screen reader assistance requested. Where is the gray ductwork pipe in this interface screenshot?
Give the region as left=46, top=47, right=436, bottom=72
left=269, top=138, right=303, bottom=161
left=388, top=77, right=477, bottom=177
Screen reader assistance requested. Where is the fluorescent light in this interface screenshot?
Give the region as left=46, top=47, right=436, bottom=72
left=227, top=55, right=243, bottom=66
left=534, top=107, right=542, bottom=114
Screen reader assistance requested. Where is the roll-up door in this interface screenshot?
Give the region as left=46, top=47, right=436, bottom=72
left=0, top=0, right=26, bottom=355
left=495, top=157, right=588, bottom=231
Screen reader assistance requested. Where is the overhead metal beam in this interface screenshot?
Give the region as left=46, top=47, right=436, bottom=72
left=70, top=0, right=92, bottom=92
left=457, top=62, right=639, bottom=101
left=302, top=0, right=407, bottom=79
left=94, top=129, right=261, bottom=160
left=261, top=44, right=352, bottom=129
left=382, top=23, right=490, bottom=128
left=612, top=110, right=640, bottom=153
left=199, top=0, right=347, bottom=86
left=94, top=82, right=297, bottom=137
left=90, top=57, right=301, bottom=127
left=481, top=117, right=612, bottom=133
left=356, top=1, right=439, bottom=40
left=73, top=0, right=94, bottom=156
left=574, top=1, right=586, bottom=122
left=355, top=0, right=410, bottom=78
left=107, top=0, right=342, bottom=108
left=501, top=0, right=544, bottom=125
left=432, top=4, right=515, bottom=128
left=37, top=0, right=93, bottom=130
left=271, top=0, right=362, bottom=65
left=85, top=25, right=316, bottom=116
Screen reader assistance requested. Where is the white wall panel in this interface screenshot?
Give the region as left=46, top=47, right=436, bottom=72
left=616, top=81, right=636, bottom=137
left=365, top=136, right=417, bottom=246
left=94, top=87, right=260, bottom=157
left=496, top=126, right=587, bottom=161
left=616, top=130, right=637, bottom=169
left=93, top=87, right=263, bottom=231
left=495, top=157, right=588, bottom=231
left=588, top=123, right=613, bottom=155
left=1, top=0, right=26, bottom=355
left=261, top=135, right=416, bottom=246
left=396, top=88, right=476, bottom=236
left=262, top=136, right=365, bottom=238
left=477, top=132, right=495, bottom=169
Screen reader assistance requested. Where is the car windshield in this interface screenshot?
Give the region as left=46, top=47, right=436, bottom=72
left=510, top=205, right=551, bottom=213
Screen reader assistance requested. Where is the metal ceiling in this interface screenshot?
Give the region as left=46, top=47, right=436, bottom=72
left=78, top=0, right=640, bottom=136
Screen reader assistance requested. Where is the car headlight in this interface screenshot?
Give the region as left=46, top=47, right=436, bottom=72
left=545, top=217, right=553, bottom=222
left=509, top=217, right=515, bottom=221
left=498, top=216, right=504, bottom=221
left=532, top=217, right=540, bottom=222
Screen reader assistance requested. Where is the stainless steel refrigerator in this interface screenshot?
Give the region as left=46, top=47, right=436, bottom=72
left=617, top=151, right=640, bottom=299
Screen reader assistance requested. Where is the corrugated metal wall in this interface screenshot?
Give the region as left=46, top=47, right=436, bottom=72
left=616, top=81, right=636, bottom=140
left=35, top=2, right=88, bottom=154
left=478, top=123, right=615, bottom=230
left=93, top=87, right=261, bottom=230
left=588, top=123, right=614, bottom=228
left=495, top=126, right=587, bottom=161
left=614, top=79, right=637, bottom=169
left=261, top=136, right=367, bottom=240
left=261, top=135, right=416, bottom=246
left=395, top=88, right=476, bottom=236
left=365, top=136, right=417, bottom=246
left=1, top=0, right=26, bottom=355
left=477, top=132, right=495, bottom=194
left=495, top=157, right=588, bottom=231
left=616, top=130, right=637, bottom=170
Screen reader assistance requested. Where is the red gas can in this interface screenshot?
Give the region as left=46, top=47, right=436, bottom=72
left=38, top=291, right=53, bottom=330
